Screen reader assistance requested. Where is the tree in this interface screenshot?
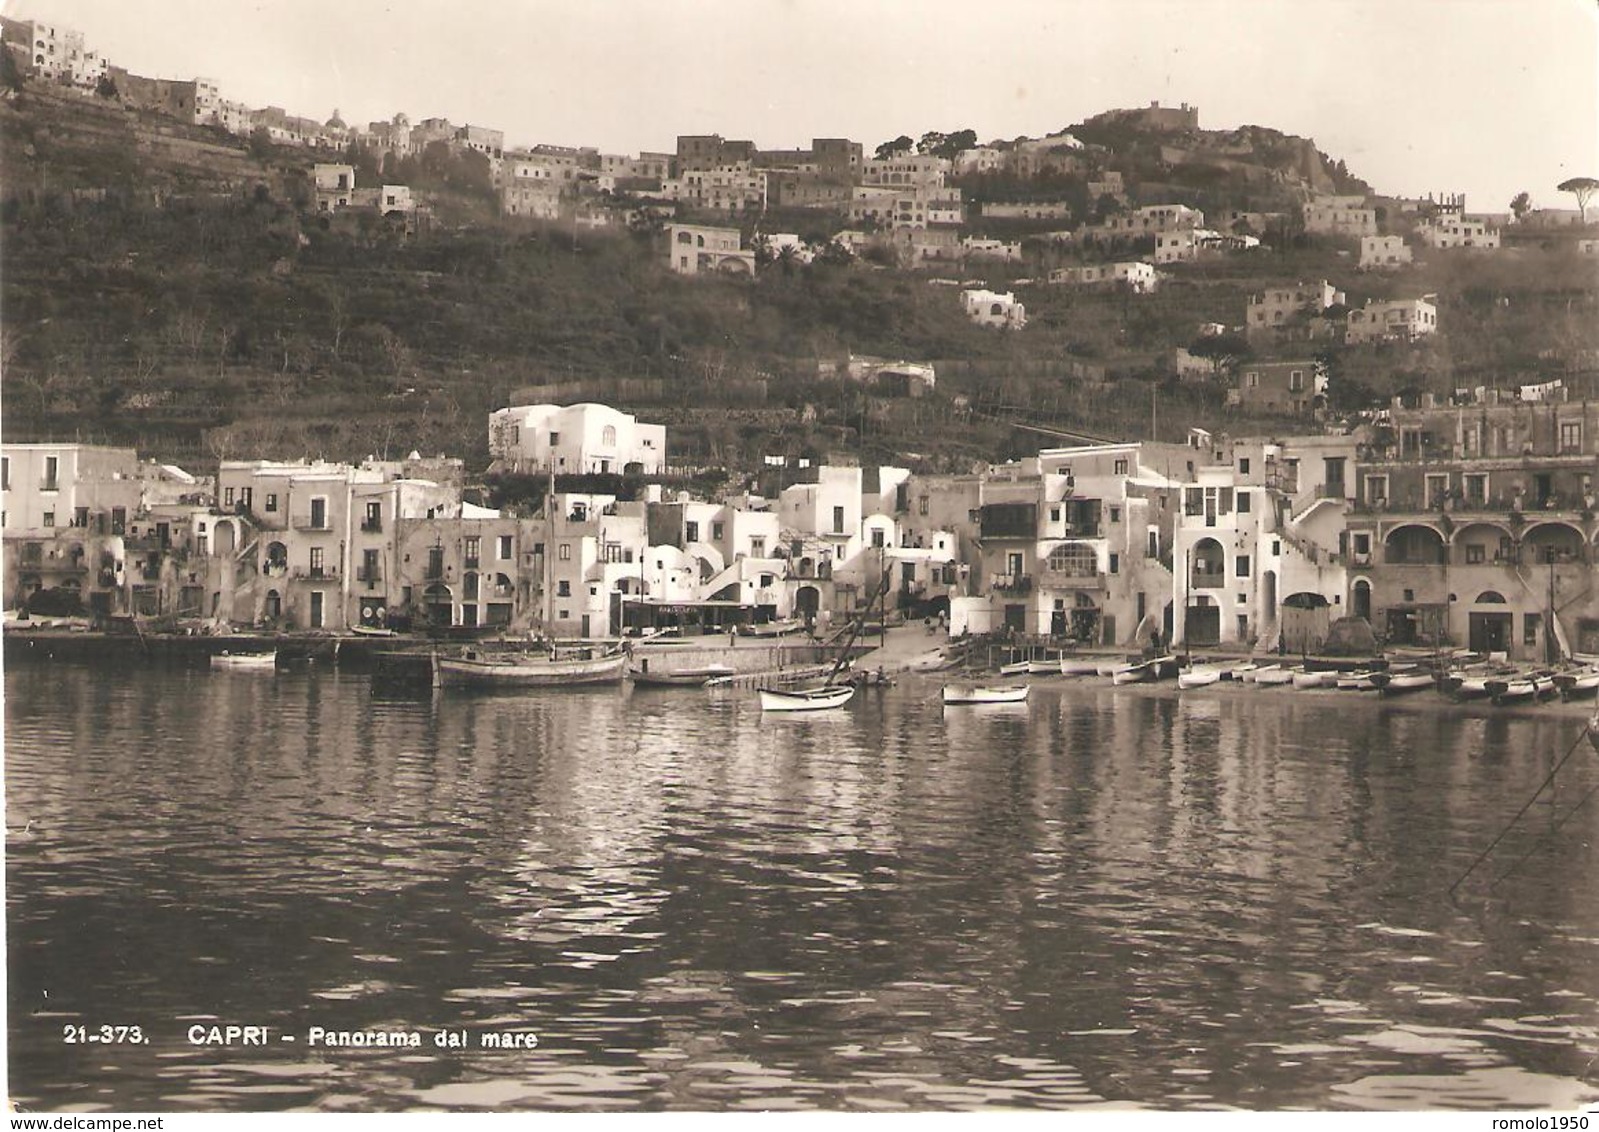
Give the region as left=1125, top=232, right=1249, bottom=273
left=0, top=49, right=23, bottom=93
left=1556, top=177, right=1599, bottom=224
left=874, top=135, right=914, bottom=161
left=1509, top=190, right=1532, bottom=221
left=1186, top=333, right=1251, bottom=379
left=95, top=73, right=118, bottom=99
left=916, top=130, right=946, bottom=157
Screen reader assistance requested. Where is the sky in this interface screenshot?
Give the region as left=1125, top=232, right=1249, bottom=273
left=7, top=0, right=1598, bottom=213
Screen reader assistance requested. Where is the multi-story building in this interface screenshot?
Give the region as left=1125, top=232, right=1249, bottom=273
left=960, top=289, right=1026, bottom=329
left=861, top=155, right=950, bottom=188
left=1229, top=359, right=1328, bottom=416
left=1415, top=210, right=1501, bottom=250
left=313, top=164, right=356, bottom=212
left=1170, top=433, right=1355, bottom=650
left=665, top=223, right=756, bottom=276
left=1344, top=395, right=1599, bottom=657
left=1302, top=194, right=1377, bottom=237
left=1345, top=296, right=1438, bottom=344
left=848, top=184, right=963, bottom=230
left=1359, top=235, right=1413, bottom=270
left=487, top=402, right=667, bottom=476
left=1246, top=280, right=1345, bottom=333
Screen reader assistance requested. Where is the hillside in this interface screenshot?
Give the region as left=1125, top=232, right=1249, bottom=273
left=2, top=86, right=1596, bottom=480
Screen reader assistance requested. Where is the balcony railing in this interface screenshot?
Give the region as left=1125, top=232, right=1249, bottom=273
left=1191, top=566, right=1226, bottom=589
left=295, top=516, right=333, bottom=532
left=990, top=573, right=1032, bottom=594
left=356, top=567, right=382, bottom=583
left=291, top=566, right=340, bottom=581
left=361, top=517, right=383, bottom=533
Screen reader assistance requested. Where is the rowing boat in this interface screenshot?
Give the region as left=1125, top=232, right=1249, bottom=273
left=758, top=684, right=856, bottom=712
left=942, top=682, right=1030, bottom=705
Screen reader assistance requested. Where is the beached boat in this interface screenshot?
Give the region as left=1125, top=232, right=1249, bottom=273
left=1253, top=666, right=1294, bottom=687
left=1554, top=666, right=1599, bottom=701
left=1371, top=667, right=1434, bottom=695
left=1290, top=667, right=1333, bottom=690
left=436, top=647, right=628, bottom=689
left=1488, top=671, right=1557, bottom=706
left=1225, top=662, right=1259, bottom=681
left=1060, top=657, right=1102, bottom=676
left=1177, top=665, right=1224, bottom=690
left=758, top=684, right=856, bottom=712
left=210, top=650, right=277, bottom=670
left=999, top=659, right=1032, bottom=677
left=629, top=663, right=736, bottom=687
left=1027, top=659, right=1060, bottom=675
left=351, top=624, right=398, bottom=638
left=1112, top=655, right=1176, bottom=686
left=942, top=682, right=1030, bottom=705
left=1335, top=670, right=1380, bottom=691
left=743, top=618, right=805, bottom=638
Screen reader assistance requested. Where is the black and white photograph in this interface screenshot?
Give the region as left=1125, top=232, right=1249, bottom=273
left=3, top=0, right=1599, bottom=1119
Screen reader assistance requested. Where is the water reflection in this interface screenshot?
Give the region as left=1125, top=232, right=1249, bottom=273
left=6, top=666, right=1599, bottom=1111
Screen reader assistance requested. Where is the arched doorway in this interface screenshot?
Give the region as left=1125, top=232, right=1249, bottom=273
left=423, top=583, right=453, bottom=627
left=1352, top=578, right=1371, bottom=622
left=1469, top=590, right=1511, bottom=655
left=795, top=585, right=820, bottom=629
left=1281, top=592, right=1331, bottom=654
left=264, top=589, right=282, bottom=622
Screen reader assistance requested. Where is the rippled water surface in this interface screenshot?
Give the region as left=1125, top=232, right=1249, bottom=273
left=6, top=664, right=1599, bottom=1111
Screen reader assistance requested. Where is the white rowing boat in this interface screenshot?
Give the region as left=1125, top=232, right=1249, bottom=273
left=758, top=684, right=856, bottom=712
left=942, top=683, right=1030, bottom=705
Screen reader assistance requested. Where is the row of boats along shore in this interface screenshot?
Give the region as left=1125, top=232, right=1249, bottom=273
left=205, top=627, right=1599, bottom=719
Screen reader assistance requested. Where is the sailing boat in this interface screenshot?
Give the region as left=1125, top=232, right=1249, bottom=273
left=759, top=562, right=890, bottom=712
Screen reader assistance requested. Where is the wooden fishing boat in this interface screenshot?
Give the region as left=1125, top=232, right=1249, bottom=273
left=1253, top=665, right=1293, bottom=686
left=1060, top=657, right=1102, bottom=676
left=436, top=647, right=627, bottom=689
left=1112, top=655, right=1176, bottom=685
left=743, top=618, right=805, bottom=638
left=1177, top=665, right=1224, bottom=690
left=1553, top=666, right=1599, bottom=701
left=1335, top=670, right=1380, bottom=691
left=1027, top=659, right=1060, bottom=675
left=629, top=663, right=736, bottom=687
left=942, top=682, right=1030, bottom=705
left=210, top=650, right=277, bottom=670
left=351, top=624, right=398, bottom=638
left=999, top=659, right=1031, bottom=677
left=1290, top=667, right=1333, bottom=690
left=1370, top=667, right=1434, bottom=695
left=758, top=684, right=855, bottom=712
left=1225, top=662, right=1259, bottom=681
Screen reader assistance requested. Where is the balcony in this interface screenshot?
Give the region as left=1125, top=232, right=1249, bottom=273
left=361, top=517, right=383, bottom=533
left=1040, top=566, right=1107, bottom=589
left=1190, top=566, right=1226, bottom=590
left=291, top=566, right=341, bottom=581
left=990, top=572, right=1033, bottom=594
left=356, top=567, right=382, bottom=583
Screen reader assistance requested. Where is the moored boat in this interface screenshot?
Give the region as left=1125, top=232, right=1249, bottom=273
left=1335, top=670, right=1379, bottom=691
left=1027, top=659, right=1060, bottom=675
left=1060, top=657, right=1101, bottom=676
left=743, top=618, right=805, bottom=638
left=436, top=647, right=628, bottom=689
left=210, top=650, right=277, bottom=670
left=1253, top=665, right=1293, bottom=686
left=999, top=659, right=1031, bottom=677
left=942, top=682, right=1030, bottom=705
left=758, top=684, right=856, bottom=711
left=1290, top=667, right=1333, bottom=690
left=629, top=663, right=736, bottom=687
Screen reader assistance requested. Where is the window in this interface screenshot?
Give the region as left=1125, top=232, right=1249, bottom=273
left=265, top=493, right=278, bottom=512
left=1245, top=371, right=1259, bottom=388
left=1425, top=474, right=1449, bottom=509
left=549, top=431, right=560, bottom=446
left=602, top=425, right=617, bottom=446
left=1560, top=422, right=1582, bottom=453
left=685, top=521, right=699, bottom=542
left=1366, top=475, right=1388, bottom=506
left=1466, top=543, right=1485, bottom=564
left=1239, top=457, right=1250, bottom=475
left=557, top=580, right=570, bottom=597
left=1236, top=555, right=1251, bottom=578
left=1289, top=369, right=1305, bottom=393
left=309, top=547, right=325, bottom=577
left=464, top=537, right=481, bottom=567
left=871, top=529, right=885, bottom=548
left=42, top=511, right=54, bottom=527
left=1271, top=539, right=1281, bottom=556
left=1108, top=506, right=1121, bottom=523
left=711, top=521, right=725, bottom=541
left=498, top=535, right=512, bottom=560
left=1237, top=491, right=1251, bottom=513
left=1050, top=506, right=1061, bottom=523
left=224, top=487, right=235, bottom=506
left=558, top=543, right=571, bottom=561
left=362, top=548, right=380, bottom=582
left=750, top=536, right=765, bottom=557
left=1, top=457, right=8, bottom=490
left=1524, top=613, right=1541, bottom=647
left=1148, top=531, right=1159, bottom=557
left=833, top=506, right=845, bottom=534
left=42, top=456, right=58, bottom=490
left=310, top=497, right=327, bottom=529
left=1464, top=474, right=1487, bottom=506
left=1114, top=458, right=1129, bottom=476
left=1109, top=553, right=1120, bottom=574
